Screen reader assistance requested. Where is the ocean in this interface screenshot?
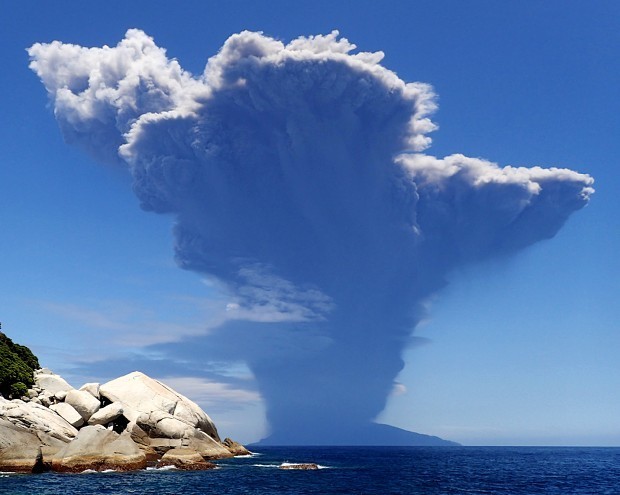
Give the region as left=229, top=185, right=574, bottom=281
left=1, top=446, right=619, bottom=495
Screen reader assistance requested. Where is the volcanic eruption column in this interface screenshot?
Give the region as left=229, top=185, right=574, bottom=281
left=29, top=30, right=593, bottom=443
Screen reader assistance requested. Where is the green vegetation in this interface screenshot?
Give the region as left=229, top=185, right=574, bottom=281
left=0, top=332, right=40, bottom=399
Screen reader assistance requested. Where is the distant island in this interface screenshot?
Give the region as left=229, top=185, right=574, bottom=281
left=256, top=423, right=459, bottom=447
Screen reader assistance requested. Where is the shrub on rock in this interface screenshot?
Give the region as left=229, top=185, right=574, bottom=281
left=0, top=332, right=40, bottom=398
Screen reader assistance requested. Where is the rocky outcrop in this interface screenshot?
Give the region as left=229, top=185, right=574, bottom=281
left=223, top=437, right=252, bottom=456
left=100, top=372, right=220, bottom=441
left=0, top=397, right=77, bottom=443
left=126, top=417, right=230, bottom=459
left=51, top=426, right=146, bottom=473
left=158, top=448, right=216, bottom=470
left=0, top=419, right=44, bottom=473
left=98, top=371, right=232, bottom=459
left=0, top=369, right=249, bottom=473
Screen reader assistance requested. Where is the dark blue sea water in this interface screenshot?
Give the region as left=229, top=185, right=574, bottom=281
left=1, top=447, right=619, bottom=495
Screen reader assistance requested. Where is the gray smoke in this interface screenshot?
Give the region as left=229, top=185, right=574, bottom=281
left=29, top=30, right=593, bottom=443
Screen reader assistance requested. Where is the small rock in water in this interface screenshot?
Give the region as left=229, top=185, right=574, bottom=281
left=158, top=448, right=216, bottom=471
left=223, top=437, right=252, bottom=456
left=279, top=463, right=319, bottom=470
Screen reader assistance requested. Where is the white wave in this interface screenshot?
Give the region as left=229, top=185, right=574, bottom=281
left=252, top=463, right=280, bottom=468
left=146, top=465, right=177, bottom=471
left=78, top=468, right=120, bottom=474
left=234, top=452, right=259, bottom=458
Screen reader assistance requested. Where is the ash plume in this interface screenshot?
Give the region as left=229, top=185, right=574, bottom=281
left=29, top=30, right=593, bottom=444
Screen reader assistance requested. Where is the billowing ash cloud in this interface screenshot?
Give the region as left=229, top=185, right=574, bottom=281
left=29, top=30, right=593, bottom=444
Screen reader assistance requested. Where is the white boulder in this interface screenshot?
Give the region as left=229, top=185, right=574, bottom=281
left=79, top=382, right=100, bottom=399
left=99, top=371, right=220, bottom=441
left=34, top=372, right=73, bottom=396
left=39, top=392, right=53, bottom=407
left=137, top=410, right=189, bottom=438
left=0, top=397, right=77, bottom=443
left=88, top=402, right=123, bottom=426
left=64, top=390, right=100, bottom=421
left=50, top=402, right=84, bottom=428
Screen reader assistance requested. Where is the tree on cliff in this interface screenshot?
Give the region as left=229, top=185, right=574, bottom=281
left=0, top=331, right=40, bottom=398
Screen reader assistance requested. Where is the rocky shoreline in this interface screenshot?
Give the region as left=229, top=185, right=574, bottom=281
left=0, top=369, right=250, bottom=473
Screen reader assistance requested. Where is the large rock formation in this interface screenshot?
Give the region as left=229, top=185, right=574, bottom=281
left=51, top=426, right=146, bottom=473
left=100, top=372, right=220, bottom=440
left=0, top=369, right=249, bottom=473
left=99, top=371, right=232, bottom=459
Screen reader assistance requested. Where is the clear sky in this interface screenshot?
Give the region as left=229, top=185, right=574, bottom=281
left=1, top=1, right=618, bottom=446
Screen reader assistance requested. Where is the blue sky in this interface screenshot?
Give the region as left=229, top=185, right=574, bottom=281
left=1, top=1, right=618, bottom=445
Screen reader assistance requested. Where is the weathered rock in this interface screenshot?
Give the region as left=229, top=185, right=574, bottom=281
left=140, top=445, right=160, bottom=466
left=187, top=430, right=232, bottom=459
left=158, top=448, right=215, bottom=471
left=145, top=437, right=181, bottom=454
left=0, top=419, right=44, bottom=473
left=50, top=402, right=84, bottom=428
left=126, top=421, right=150, bottom=446
left=279, top=463, right=319, bottom=470
left=99, top=372, right=220, bottom=441
left=79, top=382, right=100, bottom=399
left=223, top=437, right=252, bottom=456
left=64, top=389, right=100, bottom=421
left=137, top=420, right=232, bottom=459
left=136, top=409, right=201, bottom=440
left=2, top=369, right=238, bottom=473
left=39, top=392, right=53, bottom=407
left=88, top=402, right=123, bottom=426
left=51, top=426, right=146, bottom=473
left=0, top=397, right=77, bottom=443
left=34, top=372, right=73, bottom=396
